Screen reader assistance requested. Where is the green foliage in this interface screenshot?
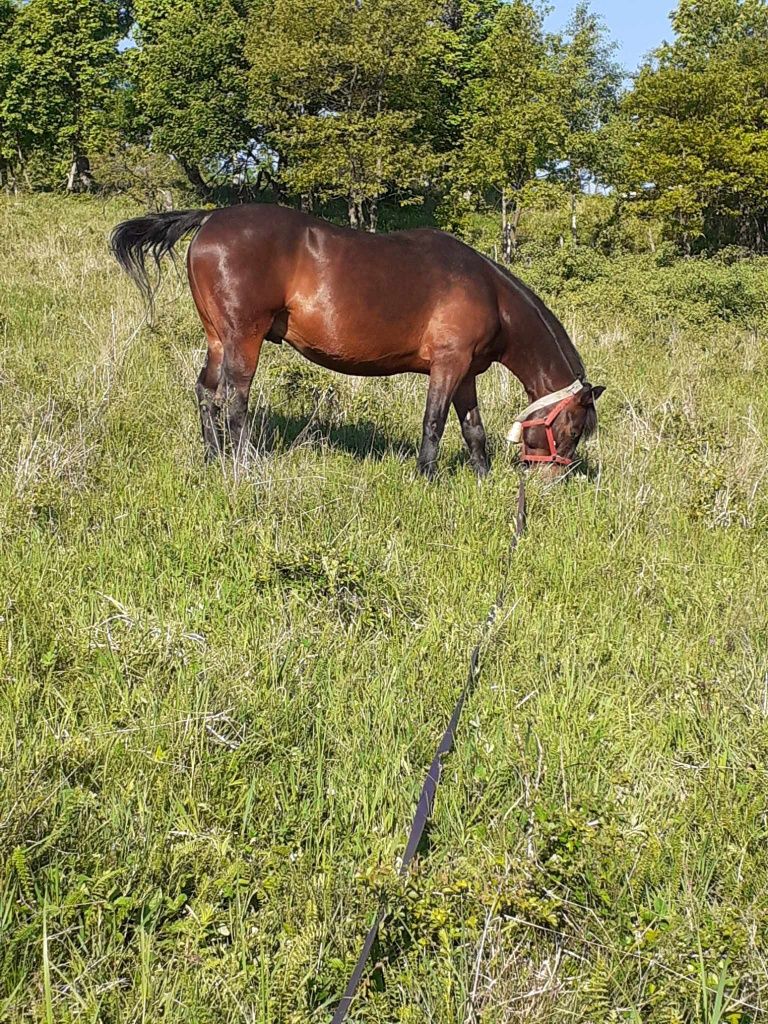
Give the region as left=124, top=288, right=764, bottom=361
left=614, top=0, right=768, bottom=253
left=89, top=142, right=190, bottom=210
left=0, top=0, right=130, bottom=190
left=0, top=0, right=13, bottom=30
left=548, top=4, right=622, bottom=235
left=1, top=0, right=767, bottom=260
left=430, top=0, right=504, bottom=152
left=447, top=0, right=621, bottom=257
left=131, top=0, right=252, bottom=197
left=519, top=246, right=768, bottom=389
left=450, top=0, right=563, bottom=253
left=247, top=0, right=442, bottom=228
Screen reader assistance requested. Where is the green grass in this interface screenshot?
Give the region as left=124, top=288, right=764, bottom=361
left=1, top=193, right=767, bottom=1023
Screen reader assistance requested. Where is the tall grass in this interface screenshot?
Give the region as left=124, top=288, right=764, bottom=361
left=1, top=194, right=767, bottom=1023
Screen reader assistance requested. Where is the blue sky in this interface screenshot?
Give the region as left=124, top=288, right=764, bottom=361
left=544, top=0, right=675, bottom=73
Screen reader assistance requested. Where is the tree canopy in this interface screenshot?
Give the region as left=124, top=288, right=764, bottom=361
left=0, top=0, right=131, bottom=190
left=247, top=0, right=443, bottom=229
left=1, top=0, right=766, bottom=255
left=617, top=0, right=768, bottom=252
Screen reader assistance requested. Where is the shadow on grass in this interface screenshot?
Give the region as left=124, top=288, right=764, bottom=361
left=251, top=408, right=420, bottom=462
left=251, top=410, right=513, bottom=480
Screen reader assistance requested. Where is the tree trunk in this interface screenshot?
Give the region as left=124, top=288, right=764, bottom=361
left=178, top=157, right=211, bottom=200
left=259, top=163, right=289, bottom=204
left=17, top=147, right=31, bottom=192
left=511, top=204, right=522, bottom=252
left=348, top=198, right=360, bottom=229
left=570, top=190, right=578, bottom=246
left=367, top=198, right=378, bottom=233
left=348, top=197, right=365, bottom=230
left=501, top=188, right=510, bottom=261
left=368, top=152, right=382, bottom=233
left=501, top=188, right=520, bottom=261
left=66, top=154, right=94, bottom=193
left=751, top=212, right=766, bottom=254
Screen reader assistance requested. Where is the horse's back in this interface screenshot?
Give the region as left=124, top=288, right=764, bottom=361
left=190, top=204, right=492, bottom=291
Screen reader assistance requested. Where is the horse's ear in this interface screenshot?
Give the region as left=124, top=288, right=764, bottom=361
left=582, top=384, right=605, bottom=406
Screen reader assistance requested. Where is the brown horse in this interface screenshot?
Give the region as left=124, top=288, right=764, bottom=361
left=111, top=204, right=603, bottom=477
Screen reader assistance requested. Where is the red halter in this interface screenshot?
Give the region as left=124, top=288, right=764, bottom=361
left=518, top=394, right=579, bottom=466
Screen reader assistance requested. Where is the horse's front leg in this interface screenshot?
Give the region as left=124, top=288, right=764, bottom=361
left=417, top=365, right=465, bottom=479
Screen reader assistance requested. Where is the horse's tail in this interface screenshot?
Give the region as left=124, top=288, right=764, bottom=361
left=110, top=209, right=210, bottom=313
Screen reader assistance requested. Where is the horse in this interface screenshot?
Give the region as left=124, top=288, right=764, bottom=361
left=110, top=204, right=604, bottom=478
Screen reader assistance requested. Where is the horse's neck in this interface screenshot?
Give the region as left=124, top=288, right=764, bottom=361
left=498, top=275, right=583, bottom=401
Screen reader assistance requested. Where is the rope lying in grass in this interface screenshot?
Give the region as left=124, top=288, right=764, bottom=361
left=330, top=476, right=527, bottom=1023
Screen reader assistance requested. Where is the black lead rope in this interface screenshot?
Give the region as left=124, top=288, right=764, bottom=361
left=330, top=476, right=527, bottom=1024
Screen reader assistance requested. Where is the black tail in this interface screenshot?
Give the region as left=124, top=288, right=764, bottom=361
left=110, top=209, right=209, bottom=312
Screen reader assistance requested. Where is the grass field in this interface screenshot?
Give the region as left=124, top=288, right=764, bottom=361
left=1, top=194, right=767, bottom=1023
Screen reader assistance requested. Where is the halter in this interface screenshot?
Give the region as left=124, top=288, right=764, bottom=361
left=507, top=379, right=584, bottom=466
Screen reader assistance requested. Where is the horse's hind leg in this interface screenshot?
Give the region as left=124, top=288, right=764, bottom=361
left=453, top=375, right=490, bottom=478
left=189, top=269, right=225, bottom=461
left=196, top=333, right=224, bottom=460
left=217, top=328, right=267, bottom=457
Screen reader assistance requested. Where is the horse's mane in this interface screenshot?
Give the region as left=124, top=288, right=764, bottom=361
left=485, top=257, right=599, bottom=437
left=484, top=256, right=587, bottom=380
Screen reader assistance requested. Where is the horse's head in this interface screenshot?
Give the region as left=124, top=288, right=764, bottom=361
left=507, top=381, right=605, bottom=476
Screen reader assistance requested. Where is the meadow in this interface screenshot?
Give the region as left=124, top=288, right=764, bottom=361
left=1, top=194, right=767, bottom=1023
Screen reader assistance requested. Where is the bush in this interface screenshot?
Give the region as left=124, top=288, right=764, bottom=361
left=518, top=250, right=768, bottom=337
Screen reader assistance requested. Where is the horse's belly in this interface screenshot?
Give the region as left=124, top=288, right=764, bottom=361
left=283, top=330, right=428, bottom=376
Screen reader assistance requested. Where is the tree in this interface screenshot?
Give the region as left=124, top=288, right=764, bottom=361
left=248, top=0, right=442, bottom=230
left=0, top=0, right=17, bottom=187
left=0, top=0, right=131, bottom=191
left=131, top=0, right=253, bottom=199
left=549, top=4, right=622, bottom=244
left=0, top=0, right=13, bottom=41
left=433, top=0, right=503, bottom=154
left=455, top=0, right=565, bottom=258
left=615, top=0, right=768, bottom=252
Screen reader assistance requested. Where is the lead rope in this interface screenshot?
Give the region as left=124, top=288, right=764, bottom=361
left=330, top=476, right=527, bottom=1024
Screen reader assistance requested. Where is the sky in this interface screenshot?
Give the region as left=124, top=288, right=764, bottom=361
left=544, top=0, right=675, bottom=74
